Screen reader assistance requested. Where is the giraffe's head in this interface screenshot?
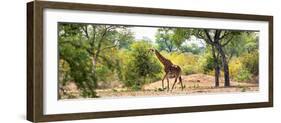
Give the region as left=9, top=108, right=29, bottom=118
left=148, top=48, right=156, bottom=54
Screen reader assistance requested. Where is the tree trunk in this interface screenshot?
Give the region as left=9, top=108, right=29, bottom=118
left=211, top=46, right=220, bottom=87
left=215, top=65, right=220, bottom=87
left=215, top=43, right=230, bottom=87
left=92, top=57, right=97, bottom=75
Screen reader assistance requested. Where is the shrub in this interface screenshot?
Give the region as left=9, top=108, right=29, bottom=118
left=229, top=58, right=243, bottom=79
left=58, top=59, right=71, bottom=86
left=229, top=57, right=253, bottom=82
left=198, top=52, right=215, bottom=74
left=118, top=41, right=162, bottom=90
left=240, top=50, right=259, bottom=75
left=131, top=84, right=142, bottom=91
left=235, top=68, right=252, bottom=81
left=228, top=50, right=258, bottom=82
left=183, top=65, right=197, bottom=75
left=59, top=43, right=97, bottom=98
left=95, top=66, right=111, bottom=82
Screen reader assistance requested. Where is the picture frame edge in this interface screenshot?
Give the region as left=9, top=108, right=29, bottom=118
left=27, top=1, right=35, bottom=122
left=26, top=1, right=274, bottom=122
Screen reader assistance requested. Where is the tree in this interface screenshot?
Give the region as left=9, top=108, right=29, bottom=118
left=155, top=28, right=175, bottom=52
left=172, top=28, right=222, bottom=87
left=173, top=28, right=241, bottom=87
left=155, top=28, right=191, bottom=52
left=59, top=24, right=97, bottom=97
left=199, top=29, right=241, bottom=87
left=58, top=23, right=134, bottom=97
left=223, top=32, right=258, bottom=62
left=59, top=37, right=97, bottom=97
left=231, top=32, right=259, bottom=76
left=179, top=42, right=204, bottom=54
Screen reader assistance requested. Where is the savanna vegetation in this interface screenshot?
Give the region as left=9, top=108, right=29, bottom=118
left=58, top=23, right=259, bottom=99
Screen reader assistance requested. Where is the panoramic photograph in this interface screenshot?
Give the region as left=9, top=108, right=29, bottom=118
left=58, top=23, right=259, bottom=99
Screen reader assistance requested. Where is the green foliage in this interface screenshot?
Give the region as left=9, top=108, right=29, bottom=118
left=155, top=28, right=176, bottom=52
left=224, top=32, right=259, bottom=61
left=59, top=43, right=97, bottom=97
left=179, top=42, right=203, bottom=54
left=182, top=65, right=196, bottom=75
left=229, top=51, right=258, bottom=82
left=172, top=28, right=192, bottom=47
left=240, top=50, right=259, bottom=75
left=116, top=29, right=135, bottom=49
left=118, top=41, right=162, bottom=90
left=58, top=59, right=71, bottom=86
left=58, top=23, right=135, bottom=98
left=198, top=51, right=215, bottom=74
left=229, top=58, right=243, bottom=79
left=155, top=28, right=203, bottom=54
left=131, top=84, right=142, bottom=91
left=95, top=66, right=112, bottom=82
left=235, top=68, right=252, bottom=81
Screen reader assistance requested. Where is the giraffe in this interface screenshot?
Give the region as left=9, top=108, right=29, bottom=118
left=148, top=48, right=184, bottom=91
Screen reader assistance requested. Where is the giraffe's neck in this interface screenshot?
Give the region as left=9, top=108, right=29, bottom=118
left=154, top=50, right=173, bottom=67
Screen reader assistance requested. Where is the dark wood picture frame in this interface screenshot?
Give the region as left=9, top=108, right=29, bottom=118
left=27, top=1, right=273, bottom=122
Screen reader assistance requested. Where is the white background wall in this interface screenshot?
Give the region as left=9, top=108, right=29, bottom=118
left=0, top=0, right=279, bottom=122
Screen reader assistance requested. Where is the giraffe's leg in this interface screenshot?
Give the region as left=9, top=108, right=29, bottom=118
left=179, top=76, right=184, bottom=91
left=171, top=74, right=179, bottom=91
left=162, top=73, right=168, bottom=90
left=166, top=75, right=170, bottom=91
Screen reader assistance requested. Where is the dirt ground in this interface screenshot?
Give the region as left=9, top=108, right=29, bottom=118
left=94, top=74, right=258, bottom=98
left=59, top=74, right=258, bottom=99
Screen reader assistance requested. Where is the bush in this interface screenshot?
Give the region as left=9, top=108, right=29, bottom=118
left=95, top=66, right=111, bottom=82
left=58, top=59, right=71, bottom=86
left=240, top=50, right=259, bottom=75
left=229, top=57, right=253, bottom=82
left=59, top=44, right=97, bottom=98
left=183, top=65, right=197, bottom=75
left=198, top=52, right=215, bottom=74
left=235, top=69, right=252, bottom=81
left=118, top=41, right=162, bottom=90
left=229, top=58, right=243, bottom=79
left=131, top=84, right=142, bottom=91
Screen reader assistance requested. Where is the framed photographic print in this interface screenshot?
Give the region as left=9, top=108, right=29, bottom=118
left=27, top=1, right=273, bottom=122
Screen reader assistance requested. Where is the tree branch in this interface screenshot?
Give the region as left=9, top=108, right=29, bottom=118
left=219, top=31, right=231, bottom=40
left=227, top=51, right=234, bottom=63
left=101, top=44, right=118, bottom=51
left=60, top=40, right=83, bottom=48
left=203, top=29, right=215, bottom=45
left=214, top=30, right=222, bottom=42
left=82, top=25, right=89, bottom=39
left=221, top=35, right=234, bottom=47
left=196, top=31, right=206, bottom=40
left=94, top=26, right=109, bottom=61
left=86, top=25, right=97, bottom=55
